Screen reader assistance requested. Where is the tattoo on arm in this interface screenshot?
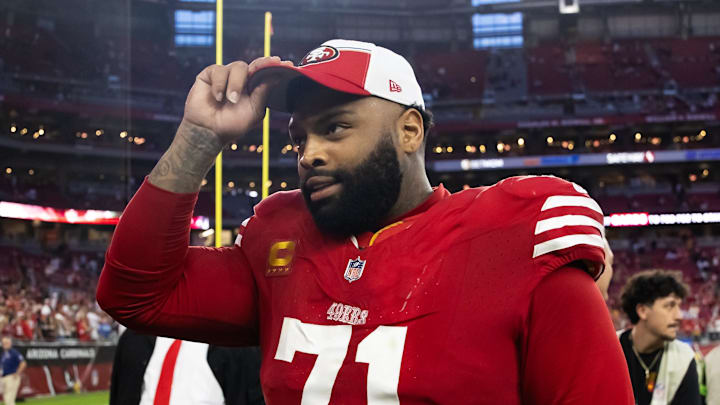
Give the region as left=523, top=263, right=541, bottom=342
left=148, top=121, right=224, bottom=193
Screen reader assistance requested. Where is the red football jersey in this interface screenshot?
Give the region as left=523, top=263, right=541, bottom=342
left=97, top=175, right=633, bottom=405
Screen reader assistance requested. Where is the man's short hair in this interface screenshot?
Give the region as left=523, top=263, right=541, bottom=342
left=620, top=270, right=689, bottom=324
left=407, top=105, right=434, bottom=144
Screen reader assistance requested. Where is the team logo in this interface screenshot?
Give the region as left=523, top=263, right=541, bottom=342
left=266, top=240, right=296, bottom=277
left=343, top=256, right=366, bottom=282
left=299, top=46, right=339, bottom=66
left=389, top=79, right=402, bottom=92
left=327, top=302, right=369, bottom=325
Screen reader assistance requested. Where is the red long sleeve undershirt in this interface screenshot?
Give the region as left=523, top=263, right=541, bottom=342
left=96, top=180, right=258, bottom=346
left=96, top=179, right=633, bottom=403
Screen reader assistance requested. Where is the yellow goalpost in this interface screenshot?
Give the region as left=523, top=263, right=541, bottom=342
left=215, top=7, right=272, bottom=247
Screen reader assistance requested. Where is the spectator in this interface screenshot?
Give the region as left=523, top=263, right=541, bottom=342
left=1, top=336, right=26, bottom=405
left=619, top=270, right=702, bottom=405
left=36, top=310, right=56, bottom=340
left=707, top=345, right=720, bottom=405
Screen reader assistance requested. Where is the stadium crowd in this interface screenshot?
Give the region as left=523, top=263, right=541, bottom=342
left=0, top=245, right=116, bottom=342
left=2, top=17, right=720, bottom=121
left=0, top=285, right=115, bottom=342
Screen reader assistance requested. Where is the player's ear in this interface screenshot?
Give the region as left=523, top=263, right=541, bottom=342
left=396, top=108, right=424, bottom=154
left=636, top=303, right=649, bottom=321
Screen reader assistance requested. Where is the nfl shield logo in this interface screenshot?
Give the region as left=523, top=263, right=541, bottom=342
left=344, top=256, right=366, bottom=283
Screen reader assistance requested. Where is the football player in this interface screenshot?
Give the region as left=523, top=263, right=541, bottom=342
left=97, top=40, right=633, bottom=404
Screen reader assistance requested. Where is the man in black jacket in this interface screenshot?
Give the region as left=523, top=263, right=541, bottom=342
left=618, top=270, right=702, bottom=405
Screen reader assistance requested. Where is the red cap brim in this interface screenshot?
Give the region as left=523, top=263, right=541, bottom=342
left=247, top=62, right=371, bottom=113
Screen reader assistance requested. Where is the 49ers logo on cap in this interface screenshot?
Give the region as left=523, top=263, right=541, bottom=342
left=299, top=46, right=339, bottom=66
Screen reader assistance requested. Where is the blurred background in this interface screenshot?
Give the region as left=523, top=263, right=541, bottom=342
left=1, top=0, right=720, bottom=402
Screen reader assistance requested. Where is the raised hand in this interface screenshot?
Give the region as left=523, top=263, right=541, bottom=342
left=183, top=56, right=294, bottom=144
left=148, top=56, right=293, bottom=193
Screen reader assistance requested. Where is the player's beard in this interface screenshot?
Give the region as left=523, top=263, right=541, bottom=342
left=301, top=133, right=402, bottom=238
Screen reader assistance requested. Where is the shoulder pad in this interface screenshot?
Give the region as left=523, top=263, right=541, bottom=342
left=496, top=175, right=590, bottom=200
left=253, top=190, right=304, bottom=218
left=496, top=176, right=606, bottom=279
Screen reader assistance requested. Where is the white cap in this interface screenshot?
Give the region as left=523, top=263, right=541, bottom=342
left=248, top=39, right=425, bottom=112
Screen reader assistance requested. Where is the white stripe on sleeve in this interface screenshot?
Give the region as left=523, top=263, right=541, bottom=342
left=534, top=215, right=605, bottom=236
left=235, top=218, right=252, bottom=247
left=532, top=233, right=604, bottom=258
left=540, top=195, right=603, bottom=214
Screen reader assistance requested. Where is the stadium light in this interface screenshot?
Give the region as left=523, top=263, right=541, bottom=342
left=604, top=212, right=720, bottom=227
left=559, top=0, right=579, bottom=14
left=0, top=201, right=209, bottom=229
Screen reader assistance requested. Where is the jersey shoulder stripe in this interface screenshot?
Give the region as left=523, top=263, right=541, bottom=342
left=541, top=195, right=602, bottom=214
left=534, top=214, right=605, bottom=236
left=533, top=194, right=605, bottom=259
left=234, top=217, right=252, bottom=247
left=533, top=233, right=604, bottom=258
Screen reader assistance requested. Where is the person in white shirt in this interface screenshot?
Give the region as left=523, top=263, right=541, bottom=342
left=110, top=329, right=264, bottom=405
left=707, top=344, right=720, bottom=405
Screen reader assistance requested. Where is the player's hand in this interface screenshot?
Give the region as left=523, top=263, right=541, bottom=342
left=182, top=56, right=293, bottom=145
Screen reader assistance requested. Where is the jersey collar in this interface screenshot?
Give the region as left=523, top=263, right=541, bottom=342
left=353, top=184, right=449, bottom=249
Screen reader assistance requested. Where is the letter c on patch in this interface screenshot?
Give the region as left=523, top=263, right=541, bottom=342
left=268, top=241, right=296, bottom=267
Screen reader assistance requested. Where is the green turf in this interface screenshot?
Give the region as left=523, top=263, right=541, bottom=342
left=5, top=391, right=109, bottom=405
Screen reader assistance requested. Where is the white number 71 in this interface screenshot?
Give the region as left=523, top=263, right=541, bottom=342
left=274, top=317, right=408, bottom=405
